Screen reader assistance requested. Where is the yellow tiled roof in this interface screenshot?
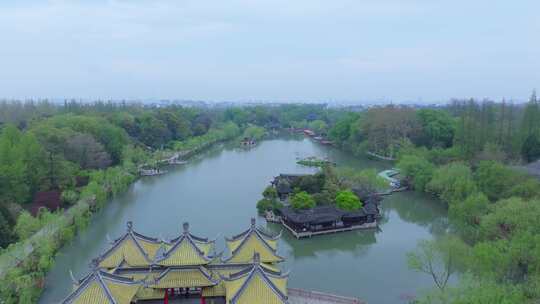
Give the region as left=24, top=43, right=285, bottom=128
left=63, top=270, right=141, bottom=304
left=97, top=224, right=163, bottom=269
left=98, top=237, right=150, bottom=268
left=225, top=220, right=282, bottom=264
left=151, top=267, right=217, bottom=288
left=105, top=280, right=140, bottom=304
left=222, top=260, right=288, bottom=304
left=135, top=287, right=165, bottom=300
left=233, top=275, right=284, bottom=304
left=157, top=235, right=211, bottom=266
left=72, top=281, right=110, bottom=304
left=226, top=233, right=283, bottom=264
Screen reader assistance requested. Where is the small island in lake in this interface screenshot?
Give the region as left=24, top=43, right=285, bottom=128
left=258, top=166, right=384, bottom=238
left=296, top=156, right=335, bottom=168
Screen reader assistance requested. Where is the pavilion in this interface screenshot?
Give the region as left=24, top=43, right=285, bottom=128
left=62, top=219, right=290, bottom=304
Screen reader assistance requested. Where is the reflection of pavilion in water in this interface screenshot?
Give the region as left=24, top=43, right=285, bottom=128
left=265, top=223, right=378, bottom=260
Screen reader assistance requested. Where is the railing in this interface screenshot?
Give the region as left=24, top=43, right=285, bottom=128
left=288, top=288, right=365, bottom=304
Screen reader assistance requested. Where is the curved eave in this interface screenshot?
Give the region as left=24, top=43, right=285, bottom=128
left=156, top=234, right=211, bottom=263
left=97, top=231, right=155, bottom=267
left=223, top=230, right=283, bottom=263
left=228, top=266, right=288, bottom=304
left=62, top=270, right=141, bottom=304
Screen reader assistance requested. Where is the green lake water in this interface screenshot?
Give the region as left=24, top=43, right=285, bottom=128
left=39, top=136, right=448, bottom=304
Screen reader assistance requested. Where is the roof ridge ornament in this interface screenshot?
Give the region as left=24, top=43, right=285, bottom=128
left=250, top=217, right=256, bottom=228
left=90, top=258, right=100, bottom=271
left=127, top=221, right=133, bottom=232
left=183, top=222, right=189, bottom=234
left=69, top=269, right=78, bottom=285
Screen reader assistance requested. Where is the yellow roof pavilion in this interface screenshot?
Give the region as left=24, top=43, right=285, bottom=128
left=97, top=222, right=162, bottom=269
left=62, top=269, right=140, bottom=304
left=224, top=218, right=283, bottom=264
left=156, top=222, right=215, bottom=266
left=222, top=253, right=288, bottom=304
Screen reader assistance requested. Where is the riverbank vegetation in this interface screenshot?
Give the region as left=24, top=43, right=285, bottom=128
left=0, top=101, right=244, bottom=303
left=1, top=91, right=540, bottom=303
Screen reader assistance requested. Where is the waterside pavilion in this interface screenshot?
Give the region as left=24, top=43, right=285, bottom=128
left=62, top=219, right=364, bottom=304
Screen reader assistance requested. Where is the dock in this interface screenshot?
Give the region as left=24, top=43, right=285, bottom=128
left=288, top=288, right=365, bottom=304
left=280, top=218, right=377, bottom=239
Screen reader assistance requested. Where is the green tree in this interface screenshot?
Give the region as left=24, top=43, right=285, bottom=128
left=328, top=113, right=358, bottom=144
left=14, top=211, right=41, bottom=240
left=416, top=109, right=455, bottom=148
left=407, top=236, right=469, bottom=292
left=290, top=191, right=315, bottom=210
left=0, top=125, right=31, bottom=204
left=521, top=133, right=540, bottom=162
left=242, top=125, right=265, bottom=141
left=308, top=120, right=328, bottom=134
left=474, top=161, right=516, bottom=201
left=427, top=162, right=477, bottom=205
left=335, top=190, right=362, bottom=211
left=0, top=211, right=14, bottom=248
left=262, top=186, right=278, bottom=200
left=448, top=192, right=489, bottom=240
left=397, top=155, right=435, bottom=191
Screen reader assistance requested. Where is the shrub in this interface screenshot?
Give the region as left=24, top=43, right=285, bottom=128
left=397, top=155, right=435, bottom=191
left=427, top=162, right=477, bottom=205
left=290, top=191, right=315, bottom=210
left=335, top=190, right=362, bottom=211
left=61, top=189, right=79, bottom=206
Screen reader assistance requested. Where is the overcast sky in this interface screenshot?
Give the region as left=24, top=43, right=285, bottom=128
left=1, top=0, right=539, bottom=103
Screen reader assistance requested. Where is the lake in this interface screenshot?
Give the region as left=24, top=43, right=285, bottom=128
left=39, top=136, right=447, bottom=304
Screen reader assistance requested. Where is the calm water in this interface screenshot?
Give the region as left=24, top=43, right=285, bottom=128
left=39, top=137, right=447, bottom=304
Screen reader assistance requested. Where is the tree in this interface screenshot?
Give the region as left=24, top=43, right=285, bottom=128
left=335, top=190, right=362, bottom=211
left=474, top=161, right=517, bottom=201
left=336, top=168, right=386, bottom=192
left=407, top=236, right=469, bottom=292
left=360, top=105, right=422, bottom=157
left=397, top=155, right=435, bottom=191
left=242, top=125, right=265, bottom=141
left=262, top=186, right=278, bottom=200
left=0, top=211, right=14, bottom=248
left=328, top=113, right=357, bottom=144
left=416, top=109, right=455, bottom=148
left=521, top=133, right=540, bottom=162
left=427, top=163, right=477, bottom=205
left=448, top=192, right=489, bottom=239
left=0, top=125, right=31, bottom=204
left=136, top=113, right=171, bottom=148
left=290, top=191, right=315, bottom=210
left=13, top=211, right=41, bottom=240
left=156, top=109, right=192, bottom=140
left=64, top=133, right=112, bottom=169
left=308, top=120, right=328, bottom=134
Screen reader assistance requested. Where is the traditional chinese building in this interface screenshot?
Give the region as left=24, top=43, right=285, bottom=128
left=62, top=219, right=363, bottom=304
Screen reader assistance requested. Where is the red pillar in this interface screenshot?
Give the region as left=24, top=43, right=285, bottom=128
left=164, top=289, right=169, bottom=304
left=200, top=296, right=206, bottom=304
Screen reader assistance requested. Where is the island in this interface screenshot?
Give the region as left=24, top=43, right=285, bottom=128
left=259, top=166, right=383, bottom=238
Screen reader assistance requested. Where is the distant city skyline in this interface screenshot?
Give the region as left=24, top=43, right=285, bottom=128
left=0, top=0, right=538, bottom=102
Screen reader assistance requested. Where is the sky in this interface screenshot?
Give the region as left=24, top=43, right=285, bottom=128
left=0, top=0, right=539, bottom=103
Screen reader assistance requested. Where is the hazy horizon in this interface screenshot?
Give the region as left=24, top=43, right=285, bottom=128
left=1, top=1, right=539, bottom=102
